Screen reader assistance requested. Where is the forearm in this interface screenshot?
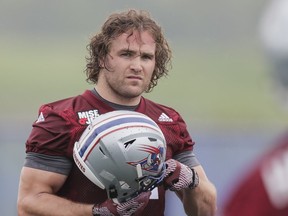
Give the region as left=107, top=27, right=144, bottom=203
left=163, top=160, right=217, bottom=216
left=18, top=192, right=93, bottom=216
left=180, top=179, right=217, bottom=216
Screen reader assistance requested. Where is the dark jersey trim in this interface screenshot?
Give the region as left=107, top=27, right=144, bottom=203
left=24, top=152, right=72, bottom=175
left=173, top=151, right=200, bottom=169
left=91, top=88, right=138, bottom=111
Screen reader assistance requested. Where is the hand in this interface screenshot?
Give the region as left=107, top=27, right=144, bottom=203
left=92, top=191, right=151, bottom=216
left=163, top=159, right=199, bottom=191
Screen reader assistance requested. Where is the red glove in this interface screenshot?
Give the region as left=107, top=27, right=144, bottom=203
left=163, top=159, right=199, bottom=191
left=92, top=191, right=151, bottom=216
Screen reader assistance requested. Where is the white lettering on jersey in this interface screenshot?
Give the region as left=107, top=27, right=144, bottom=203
left=158, top=113, right=173, bottom=122
left=150, top=187, right=159, bottom=199
left=77, top=109, right=100, bottom=125
left=261, top=149, right=288, bottom=209
left=36, top=112, right=45, bottom=123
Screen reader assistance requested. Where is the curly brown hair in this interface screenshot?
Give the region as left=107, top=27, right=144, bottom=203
left=85, top=9, right=172, bottom=92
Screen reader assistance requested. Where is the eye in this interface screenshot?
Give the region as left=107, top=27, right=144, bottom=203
left=141, top=54, right=154, bottom=61
left=120, top=51, right=133, bottom=58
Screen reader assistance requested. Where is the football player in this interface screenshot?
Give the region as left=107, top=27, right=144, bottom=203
left=223, top=0, right=288, bottom=215
left=17, top=9, right=217, bottom=216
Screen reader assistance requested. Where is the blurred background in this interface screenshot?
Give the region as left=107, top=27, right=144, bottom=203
left=1, top=0, right=287, bottom=215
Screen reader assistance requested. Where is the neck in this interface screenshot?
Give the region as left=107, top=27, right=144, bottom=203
left=94, top=86, right=141, bottom=106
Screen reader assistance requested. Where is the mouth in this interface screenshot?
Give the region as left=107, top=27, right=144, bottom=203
left=127, top=76, right=143, bottom=80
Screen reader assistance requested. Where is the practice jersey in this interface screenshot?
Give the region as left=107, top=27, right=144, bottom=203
left=223, top=132, right=288, bottom=216
left=25, top=90, right=196, bottom=216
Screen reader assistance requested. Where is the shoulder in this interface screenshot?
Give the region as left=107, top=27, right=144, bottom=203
left=34, top=96, right=76, bottom=126
left=142, top=97, right=182, bottom=122
left=32, top=91, right=93, bottom=134
left=142, top=98, right=194, bottom=158
left=143, top=97, right=177, bottom=112
left=40, top=94, right=84, bottom=113
left=37, top=90, right=100, bottom=125
left=27, top=93, right=92, bottom=157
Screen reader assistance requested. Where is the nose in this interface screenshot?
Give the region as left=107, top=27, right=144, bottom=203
left=130, top=57, right=142, bottom=73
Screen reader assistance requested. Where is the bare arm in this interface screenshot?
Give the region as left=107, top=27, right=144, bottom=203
left=176, top=165, right=217, bottom=216
left=17, top=167, right=93, bottom=216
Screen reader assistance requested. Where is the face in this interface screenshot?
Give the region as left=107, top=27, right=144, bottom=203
left=97, top=30, right=156, bottom=105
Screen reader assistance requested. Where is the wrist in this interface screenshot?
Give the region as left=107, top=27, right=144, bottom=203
left=189, top=168, right=199, bottom=189
left=92, top=203, right=115, bottom=216
left=92, top=204, right=100, bottom=216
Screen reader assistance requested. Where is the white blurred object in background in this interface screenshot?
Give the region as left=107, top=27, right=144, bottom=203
left=260, top=0, right=288, bottom=55
left=260, top=0, right=288, bottom=108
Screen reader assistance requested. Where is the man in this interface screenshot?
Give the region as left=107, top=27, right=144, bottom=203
left=223, top=0, right=288, bottom=215
left=17, top=9, right=217, bottom=216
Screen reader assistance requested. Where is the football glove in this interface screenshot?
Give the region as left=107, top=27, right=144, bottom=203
left=92, top=191, right=151, bottom=216
left=163, top=159, right=199, bottom=191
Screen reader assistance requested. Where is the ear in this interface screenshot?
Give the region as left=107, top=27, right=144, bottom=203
left=99, top=58, right=105, bottom=68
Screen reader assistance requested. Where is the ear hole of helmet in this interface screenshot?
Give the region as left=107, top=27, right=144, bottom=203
left=123, top=139, right=136, bottom=148
left=148, top=137, right=157, bottom=142
left=99, top=147, right=106, bottom=156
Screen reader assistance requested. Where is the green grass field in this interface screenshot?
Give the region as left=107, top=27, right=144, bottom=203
left=1, top=38, right=287, bottom=128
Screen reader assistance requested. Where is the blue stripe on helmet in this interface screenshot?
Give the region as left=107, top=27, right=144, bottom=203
left=78, top=116, right=158, bottom=157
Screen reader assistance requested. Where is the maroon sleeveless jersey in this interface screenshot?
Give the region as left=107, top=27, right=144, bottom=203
left=26, top=90, right=195, bottom=216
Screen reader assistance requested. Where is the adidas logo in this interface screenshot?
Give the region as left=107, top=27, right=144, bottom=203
left=36, top=112, right=45, bottom=123
left=158, top=113, right=173, bottom=122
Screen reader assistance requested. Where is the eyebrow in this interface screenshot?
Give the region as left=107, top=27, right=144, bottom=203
left=118, top=48, right=155, bottom=57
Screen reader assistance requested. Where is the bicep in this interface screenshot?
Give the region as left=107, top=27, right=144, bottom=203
left=19, top=152, right=72, bottom=196
left=17, top=167, right=69, bottom=215
left=18, top=167, right=67, bottom=201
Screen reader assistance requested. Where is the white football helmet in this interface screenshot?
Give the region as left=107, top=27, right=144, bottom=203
left=73, top=110, right=166, bottom=202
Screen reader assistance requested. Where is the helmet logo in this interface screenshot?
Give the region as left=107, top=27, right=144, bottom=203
left=128, top=145, right=165, bottom=172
